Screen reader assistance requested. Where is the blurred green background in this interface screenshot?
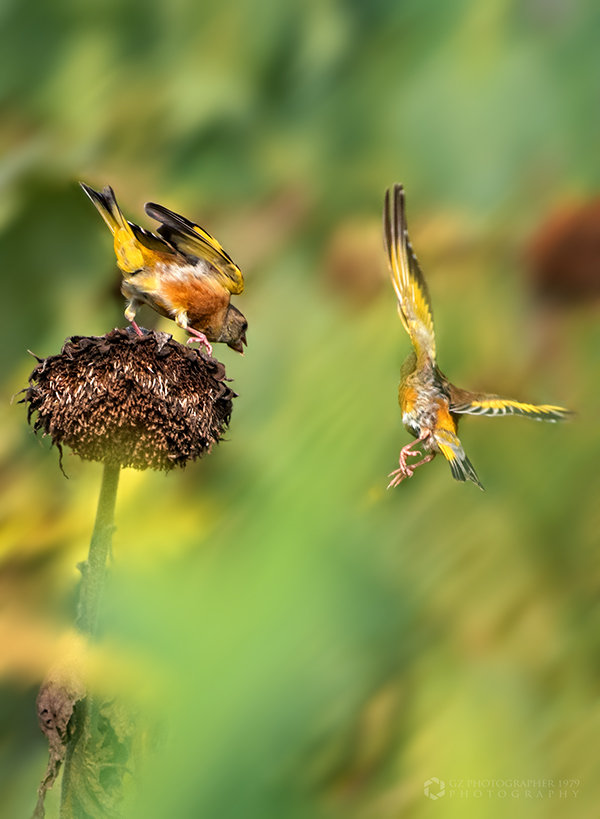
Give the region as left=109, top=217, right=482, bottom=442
left=1, top=0, right=599, bottom=817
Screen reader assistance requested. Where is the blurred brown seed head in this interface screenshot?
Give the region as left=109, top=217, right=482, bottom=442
left=324, top=219, right=387, bottom=304
left=525, top=197, right=600, bottom=305
left=23, top=329, right=236, bottom=471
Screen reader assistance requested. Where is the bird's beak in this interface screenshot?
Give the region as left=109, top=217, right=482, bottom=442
left=229, top=332, right=247, bottom=355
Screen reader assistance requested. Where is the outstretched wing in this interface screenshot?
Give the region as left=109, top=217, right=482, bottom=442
left=145, top=201, right=244, bottom=294
left=384, top=184, right=436, bottom=362
left=450, top=393, right=572, bottom=422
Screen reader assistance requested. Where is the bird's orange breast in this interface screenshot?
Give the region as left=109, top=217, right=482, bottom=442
left=160, top=276, right=230, bottom=333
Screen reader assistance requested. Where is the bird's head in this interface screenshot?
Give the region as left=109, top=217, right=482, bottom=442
left=221, top=305, right=248, bottom=354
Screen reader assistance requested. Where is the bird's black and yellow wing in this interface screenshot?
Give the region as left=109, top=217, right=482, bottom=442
left=145, top=202, right=244, bottom=295
left=450, top=394, right=572, bottom=422
left=384, top=184, right=436, bottom=362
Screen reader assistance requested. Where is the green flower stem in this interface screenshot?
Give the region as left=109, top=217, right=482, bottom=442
left=76, top=461, right=120, bottom=635
left=60, top=461, right=121, bottom=819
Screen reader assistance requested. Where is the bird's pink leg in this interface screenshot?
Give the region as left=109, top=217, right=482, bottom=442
left=186, top=328, right=213, bottom=355
left=398, top=430, right=431, bottom=469
left=387, top=453, right=434, bottom=488
left=387, top=430, right=432, bottom=489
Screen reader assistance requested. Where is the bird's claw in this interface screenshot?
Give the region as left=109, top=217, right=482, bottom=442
left=387, top=465, right=414, bottom=489
left=387, top=440, right=435, bottom=489
left=186, top=335, right=213, bottom=356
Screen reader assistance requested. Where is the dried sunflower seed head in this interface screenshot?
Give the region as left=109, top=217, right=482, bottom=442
left=23, top=328, right=237, bottom=471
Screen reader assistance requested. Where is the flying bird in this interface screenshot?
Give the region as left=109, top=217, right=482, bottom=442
left=383, top=184, right=571, bottom=490
left=80, top=183, right=247, bottom=355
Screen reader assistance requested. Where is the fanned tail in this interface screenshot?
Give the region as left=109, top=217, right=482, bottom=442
left=434, top=428, right=484, bottom=490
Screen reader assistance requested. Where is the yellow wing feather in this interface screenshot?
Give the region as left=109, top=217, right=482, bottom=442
left=384, top=184, right=436, bottom=361
left=450, top=396, right=572, bottom=422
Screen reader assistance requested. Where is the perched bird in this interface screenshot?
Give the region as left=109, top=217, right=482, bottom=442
left=80, top=183, right=247, bottom=355
left=383, top=184, right=571, bottom=490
